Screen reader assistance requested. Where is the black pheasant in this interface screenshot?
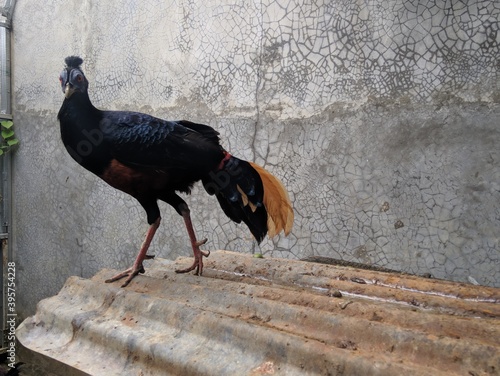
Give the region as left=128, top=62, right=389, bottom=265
left=58, top=56, right=293, bottom=286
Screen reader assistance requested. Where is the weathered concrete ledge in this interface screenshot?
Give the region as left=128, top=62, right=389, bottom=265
left=17, top=251, right=500, bottom=375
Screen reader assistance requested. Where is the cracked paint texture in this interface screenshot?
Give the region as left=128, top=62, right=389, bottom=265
left=10, top=0, right=500, bottom=316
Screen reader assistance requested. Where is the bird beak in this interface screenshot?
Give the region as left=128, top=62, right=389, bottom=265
left=64, top=83, right=75, bottom=98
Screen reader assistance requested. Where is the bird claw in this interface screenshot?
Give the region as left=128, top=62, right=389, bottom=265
left=175, top=240, right=210, bottom=276
left=175, top=259, right=205, bottom=276
left=196, top=239, right=210, bottom=258
left=105, top=264, right=146, bottom=287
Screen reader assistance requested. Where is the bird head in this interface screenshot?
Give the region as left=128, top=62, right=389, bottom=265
left=59, top=56, right=89, bottom=99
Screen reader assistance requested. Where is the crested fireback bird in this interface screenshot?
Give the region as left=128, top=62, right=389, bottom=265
left=58, top=56, right=293, bottom=287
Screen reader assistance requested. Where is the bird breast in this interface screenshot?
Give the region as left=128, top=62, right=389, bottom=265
left=100, top=159, right=169, bottom=197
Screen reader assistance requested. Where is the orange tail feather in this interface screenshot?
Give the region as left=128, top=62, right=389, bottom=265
left=249, top=162, right=294, bottom=238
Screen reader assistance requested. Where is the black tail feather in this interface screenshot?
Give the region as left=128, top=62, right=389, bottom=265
left=203, top=155, right=268, bottom=242
left=215, top=193, right=267, bottom=242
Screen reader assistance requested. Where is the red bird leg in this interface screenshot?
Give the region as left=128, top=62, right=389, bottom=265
left=105, top=217, right=161, bottom=287
left=175, top=208, right=210, bottom=275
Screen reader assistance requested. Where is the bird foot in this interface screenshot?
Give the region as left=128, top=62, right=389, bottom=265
left=175, top=238, right=210, bottom=276
left=105, top=263, right=146, bottom=288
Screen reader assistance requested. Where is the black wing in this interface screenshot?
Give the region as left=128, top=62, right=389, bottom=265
left=99, top=111, right=223, bottom=172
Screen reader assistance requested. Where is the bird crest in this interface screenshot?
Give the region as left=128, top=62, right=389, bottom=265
left=65, top=56, right=84, bottom=69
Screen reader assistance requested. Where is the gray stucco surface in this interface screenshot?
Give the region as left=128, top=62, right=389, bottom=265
left=11, top=0, right=500, bottom=317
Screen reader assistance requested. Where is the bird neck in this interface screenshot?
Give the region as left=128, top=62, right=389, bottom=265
left=63, top=91, right=98, bottom=114
left=59, top=92, right=109, bottom=174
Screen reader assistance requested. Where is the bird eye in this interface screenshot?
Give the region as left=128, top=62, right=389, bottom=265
left=76, top=74, right=83, bottom=82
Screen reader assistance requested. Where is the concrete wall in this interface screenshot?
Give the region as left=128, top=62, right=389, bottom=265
left=11, top=0, right=500, bottom=317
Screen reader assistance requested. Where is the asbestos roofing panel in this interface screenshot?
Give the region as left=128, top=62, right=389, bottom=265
left=17, top=251, right=500, bottom=375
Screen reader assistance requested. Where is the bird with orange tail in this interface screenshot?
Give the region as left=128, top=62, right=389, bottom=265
left=57, top=56, right=294, bottom=287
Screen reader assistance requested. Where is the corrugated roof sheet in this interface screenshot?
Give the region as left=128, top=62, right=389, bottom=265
left=18, top=251, right=500, bottom=375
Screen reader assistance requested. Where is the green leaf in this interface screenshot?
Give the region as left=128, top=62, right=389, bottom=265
left=1, top=130, right=14, bottom=139
left=0, top=120, right=18, bottom=155
left=0, top=120, right=13, bottom=129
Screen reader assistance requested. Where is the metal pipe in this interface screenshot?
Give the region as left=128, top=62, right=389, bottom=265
left=0, top=23, right=11, bottom=115
left=0, top=0, right=16, bottom=349
left=1, top=1, right=16, bottom=20
left=1, top=0, right=16, bottom=114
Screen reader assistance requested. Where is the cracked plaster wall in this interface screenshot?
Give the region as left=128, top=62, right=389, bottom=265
left=10, top=0, right=500, bottom=316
